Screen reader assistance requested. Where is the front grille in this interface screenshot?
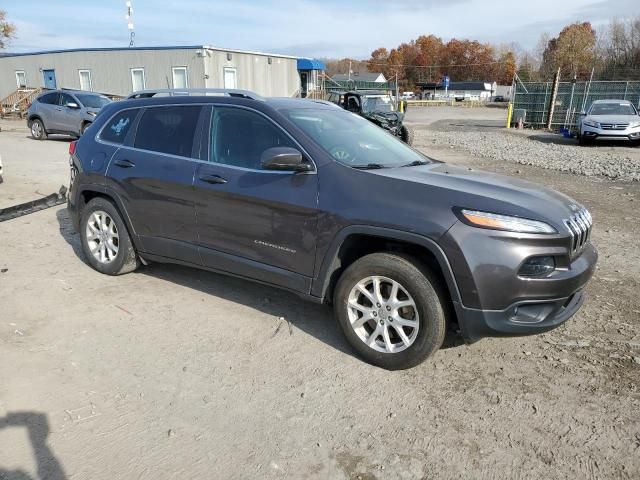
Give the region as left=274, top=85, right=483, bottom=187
left=600, top=123, right=628, bottom=130
left=564, top=208, right=592, bottom=254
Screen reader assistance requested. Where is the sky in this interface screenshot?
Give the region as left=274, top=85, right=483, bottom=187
left=3, top=0, right=639, bottom=59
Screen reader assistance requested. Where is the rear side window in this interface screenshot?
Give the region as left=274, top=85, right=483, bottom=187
left=39, top=92, right=58, bottom=105
left=100, top=109, right=139, bottom=144
left=134, top=106, right=201, bottom=157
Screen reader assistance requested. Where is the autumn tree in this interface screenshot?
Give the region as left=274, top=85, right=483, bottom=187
left=540, top=22, right=596, bottom=79
left=0, top=10, right=16, bottom=49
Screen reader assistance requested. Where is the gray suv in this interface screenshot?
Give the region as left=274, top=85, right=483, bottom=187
left=27, top=89, right=111, bottom=140
left=67, top=89, right=598, bottom=370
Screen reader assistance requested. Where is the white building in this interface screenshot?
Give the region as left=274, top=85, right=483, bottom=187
left=0, top=45, right=301, bottom=100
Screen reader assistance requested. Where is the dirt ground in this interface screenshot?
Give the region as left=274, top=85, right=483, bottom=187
left=1, top=110, right=639, bottom=480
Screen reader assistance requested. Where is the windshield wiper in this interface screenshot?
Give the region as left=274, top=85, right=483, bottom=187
left=352, top=163, right=386, bottom=169
left=401, top=160, right=430, bottom=167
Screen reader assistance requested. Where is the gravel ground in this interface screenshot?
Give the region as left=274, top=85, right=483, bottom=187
left=416, top=128, right=640, bottom=182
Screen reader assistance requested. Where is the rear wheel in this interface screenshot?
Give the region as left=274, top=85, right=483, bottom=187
left=30, top=119, right=47, bottom=140
left=80, top=197, right=139, bottom=275
left=400, top=125, right=414, bottom=146
left=334, top=253, right=447, bottom=370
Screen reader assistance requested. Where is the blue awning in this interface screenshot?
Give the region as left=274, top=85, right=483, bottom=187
left=297, top=58, right=326, bottom=71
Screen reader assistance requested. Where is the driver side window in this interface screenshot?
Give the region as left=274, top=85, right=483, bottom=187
left=209, top=107, right=296, bottom=170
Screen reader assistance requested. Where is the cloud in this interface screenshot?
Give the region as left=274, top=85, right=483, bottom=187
left=5, top=0, right=639, bottom=57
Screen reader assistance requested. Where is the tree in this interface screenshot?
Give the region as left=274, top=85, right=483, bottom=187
left=540, top=22, right=596, bottom=79
left=0, top=10, right=16, bottom=49
left=597, top=16, right=640, bottom=79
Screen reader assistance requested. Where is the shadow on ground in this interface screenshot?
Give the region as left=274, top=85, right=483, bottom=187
left=0, top=412, right=67, bottom=480
left=55, top=207, right=465, bottom=361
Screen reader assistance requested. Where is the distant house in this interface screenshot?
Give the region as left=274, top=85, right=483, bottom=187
left=331, top=72, right=387, bottom=83
left=417, top=81, right=497, bottom=101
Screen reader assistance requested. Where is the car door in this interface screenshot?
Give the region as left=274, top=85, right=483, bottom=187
left=57, top=92, right=83, bottom=134
left=193, top=105, right=319, bottom=292
left=106, top=104, right=206, bottom=264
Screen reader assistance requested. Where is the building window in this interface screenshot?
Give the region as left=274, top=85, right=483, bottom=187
left=15, top=71, right=27, bottom=88
left=223, top=67, right=237, bottom=89
left=131, top=68, right=146, bottom=92
left=78, top=70, right=92, bottom=91
left=172, top=66, right=188, bottom=89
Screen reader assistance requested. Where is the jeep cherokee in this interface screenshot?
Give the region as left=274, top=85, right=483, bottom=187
left=67, top=89, right=597, bottom=370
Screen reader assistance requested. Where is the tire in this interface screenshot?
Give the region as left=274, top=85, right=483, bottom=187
left=400, top=125, right=414, bottom=146
left=333, top=253, right=447, bottom=370
left=30, top=118, right=47, bottom=140
left=79, top=197, right=140, bottom=275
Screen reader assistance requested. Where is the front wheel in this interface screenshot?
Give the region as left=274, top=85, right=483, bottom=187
left=334, top=253, right=447, bottom=370
left=400, top=125, right=414, bottom=146
left=79, top=197, right=140, bottom=275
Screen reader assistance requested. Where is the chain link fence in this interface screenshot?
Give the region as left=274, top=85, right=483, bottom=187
left=513, top=80, right=640, bottom=130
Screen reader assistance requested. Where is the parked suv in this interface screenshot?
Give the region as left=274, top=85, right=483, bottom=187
left=67, top=89, right=597, bottom=370
left=27, top=89, right=111, bottom=140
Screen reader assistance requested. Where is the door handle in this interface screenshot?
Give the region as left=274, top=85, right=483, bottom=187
left=113, top=159, right=135, bottom=168
left=199, top=174, right=227, bottom=185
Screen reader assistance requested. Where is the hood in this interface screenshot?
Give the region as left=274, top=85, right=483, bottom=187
left=371, top=163, right=582, bottom=230
left=587, top=114, right=640, bottom=124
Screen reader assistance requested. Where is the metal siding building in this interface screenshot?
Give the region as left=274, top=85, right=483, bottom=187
left=0, top=46, right=300, bottom=99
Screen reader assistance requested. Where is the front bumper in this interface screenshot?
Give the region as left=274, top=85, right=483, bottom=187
left=439, top=221, right=598, bottom=342
left=582, top=126, right=640, bottom=141
left=455, top=289, right=586, bottom=342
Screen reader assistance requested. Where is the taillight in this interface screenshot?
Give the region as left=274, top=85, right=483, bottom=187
left=69, top=141, right=77, bottom=155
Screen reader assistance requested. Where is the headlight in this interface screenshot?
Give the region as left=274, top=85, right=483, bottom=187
left=460, top=209, right=557, bottom=234
left=583, top=119, right=599, bottom=128
left=629, top=121, right=640, bottom=128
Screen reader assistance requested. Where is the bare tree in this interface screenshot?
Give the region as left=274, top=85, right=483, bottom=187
left=0, top=10, right=16, bottom=49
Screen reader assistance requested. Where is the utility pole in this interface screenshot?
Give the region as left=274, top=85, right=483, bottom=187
left=126, top=1, right=135, bottom=47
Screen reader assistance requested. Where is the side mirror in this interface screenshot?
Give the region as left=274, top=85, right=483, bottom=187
left=261, top=147, right=312, bottom=172
left=65, top=102, right=80, bottom=109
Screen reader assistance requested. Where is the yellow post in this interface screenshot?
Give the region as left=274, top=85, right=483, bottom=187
left=506, top=102, right=513, bottom=128
left=399, top=100, right=404, bottom=113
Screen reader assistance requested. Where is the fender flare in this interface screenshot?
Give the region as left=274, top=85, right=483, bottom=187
left=76, top=184, right=142, bottom=251
left=311, top=225, right=462, bottom=304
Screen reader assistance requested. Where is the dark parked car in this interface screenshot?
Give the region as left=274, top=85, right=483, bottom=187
left=67, top=89, right=597, bottom=370
left=327, top=90, right=414, bottom=145
left=27, top=89, right=111, bottom=140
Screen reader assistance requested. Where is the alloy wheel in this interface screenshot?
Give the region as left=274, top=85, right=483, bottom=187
left=31, top=121, right=42, bottom=138
left=85, top=210, right=119, bottom=264
left=347, top=275, right=419, bottom=353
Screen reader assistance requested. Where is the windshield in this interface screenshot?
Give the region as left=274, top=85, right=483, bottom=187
left=76, top=94, right=111, bottom=109
left=590, top=103, right=637, bottom=116
left=286, top=108, right=431, bottom=168
left=361, top=95, right=396, bottom=113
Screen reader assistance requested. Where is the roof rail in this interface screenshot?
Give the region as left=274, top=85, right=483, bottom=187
left=125, top=88, right=264, bottom=101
